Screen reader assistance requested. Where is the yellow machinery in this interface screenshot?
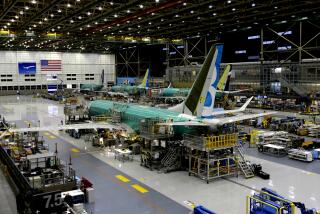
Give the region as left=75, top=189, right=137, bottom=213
left=249, top=130, right=265, bottom=147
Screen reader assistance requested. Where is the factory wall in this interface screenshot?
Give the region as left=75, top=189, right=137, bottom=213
left=0, top=51, right=115, bottom=92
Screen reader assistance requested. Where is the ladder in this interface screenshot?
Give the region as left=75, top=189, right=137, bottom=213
left=236, top=145, right=255, bottom=178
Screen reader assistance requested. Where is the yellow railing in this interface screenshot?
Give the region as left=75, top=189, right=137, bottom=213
left=204, top=134, right=237, bottom=149
left=246, top=195, right=280, bottom=214
left=260, top=191, right=295, bottom=214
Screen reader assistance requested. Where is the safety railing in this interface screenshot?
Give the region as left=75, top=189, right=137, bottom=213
left=184, top=133, right=237, bottom=150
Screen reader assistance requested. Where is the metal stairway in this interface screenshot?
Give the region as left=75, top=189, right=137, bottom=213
left=276, top=74, right=308, bottom=97
left=236, top=145, right=255, bottom=178
left=161, top=146, right=181, bottom=172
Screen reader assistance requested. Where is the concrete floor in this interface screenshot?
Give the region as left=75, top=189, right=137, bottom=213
left=0, top=95, right=319, bottom=214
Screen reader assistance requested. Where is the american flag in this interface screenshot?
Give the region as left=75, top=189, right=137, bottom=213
left=41, top=60, right=62, bottom=72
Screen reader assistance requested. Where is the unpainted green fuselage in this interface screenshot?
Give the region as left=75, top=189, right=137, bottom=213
left=111, top=85, right=145, bottom=95
left=89, top=100, right=202, bottom=135
left=161, top=88, right=224, bottom=99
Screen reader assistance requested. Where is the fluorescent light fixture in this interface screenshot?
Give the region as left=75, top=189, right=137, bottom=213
left=248, top=35, right=260, bottom=40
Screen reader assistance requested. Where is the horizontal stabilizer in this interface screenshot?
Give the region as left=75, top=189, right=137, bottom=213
left=210, top=96, right=253, bottom=116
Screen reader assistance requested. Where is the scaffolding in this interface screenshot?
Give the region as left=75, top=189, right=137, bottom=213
left=184, top=133, right=238, bottom=183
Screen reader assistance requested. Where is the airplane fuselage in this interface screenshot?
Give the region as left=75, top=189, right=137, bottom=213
left=89, top=100, right=201, bottom=135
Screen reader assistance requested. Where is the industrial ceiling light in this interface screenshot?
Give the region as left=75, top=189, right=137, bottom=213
left=58, top=9, right=62, bottom=13
left=20, top=11, right=24, bottom=15
left=95, top=22, right=98, bottom=24
left=127, top=10, right=130, bottom=13
left=25, top=6, right=29, bottom=10
left=44, top=17, right=48, bottom=21
left=31, top=0, right=36, bottom=4
left=209, top=5, right=213, bottom=8
left=78, top=16, right=82, bottom=19
left=57, top=26, right=61, bottom=29
left=190, top=10, right=194, bottom=13
left=39, top=21, right=42, bottom=24
left=87, top=12, right=91, bottom=16
left=67, top=3, right=71, bottom=8
left=155, top=0, right=159, bottom=2
left=110, top=2, right=113, bottom=5
left=50, top=14, right=54, bottom=17
left=139, top=4, right=143, bottom=8
left=114, top=14, right=118, bottom=17
left=15, top=15, right=18, bottom=19
left=11, top=19, right=14, bottom=22
left=213, top=13, right=217, bottom=16
left=98, top=6, right=102, bottom=10
left=183, top=3, right=187, bottom=6
left=227, top=0, right=231, bottom=3
left=70, top=20, right=74, bottom=23
left=104, top=18, right=107, bottom=21
left=251, top=3, right=256, bottom=7
left=232, top=8, right=236, bottom=11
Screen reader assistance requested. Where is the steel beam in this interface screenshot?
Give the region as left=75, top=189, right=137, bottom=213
left=0, top=0, right=17, bottom=21
left=19, top=0, right=65, bottom=30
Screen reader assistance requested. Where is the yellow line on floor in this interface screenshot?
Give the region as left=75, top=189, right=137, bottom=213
left=116, top=175, right=130, bottom=183
left=131, top=184, right=149, bottom=193
left=44, top=132, right=50, bottom=136
left=49, top=135, right=56, bottom=139
left=71, top=148, right=80, bottom=153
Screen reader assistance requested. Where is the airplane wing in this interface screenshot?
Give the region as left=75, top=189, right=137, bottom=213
left=203, top=111, right=276, bottom=126
left=9, top=123, right=122, bottom=133
left=158, top=111, right=276, bottom=127
left=210, top=97, right=253, bottom=116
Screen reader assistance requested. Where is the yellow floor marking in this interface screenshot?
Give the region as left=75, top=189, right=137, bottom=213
left=49, top=135, right=56, bottom=139
left=116, top=175, right=130, bottom=183
left=71, top=148, right=80, bottom=153
left=131, top=184, right=148, bottom=193
left=44, top=132, right=50, bottom=136
left=24, top=121, right=29, bottom=123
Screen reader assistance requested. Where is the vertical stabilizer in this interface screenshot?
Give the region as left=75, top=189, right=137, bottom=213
left=138, top=68, right=150, bottom=88
left=217, top=64, right=231, bottom=91
left=169, top=44, right=223, bottom=117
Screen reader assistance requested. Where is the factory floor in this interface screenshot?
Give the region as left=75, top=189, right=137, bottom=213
left=0, top=95, right=319, bottom=214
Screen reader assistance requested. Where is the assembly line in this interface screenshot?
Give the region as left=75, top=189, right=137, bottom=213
left=0, top=43, right=319, bottom=214
left=0, top=1, right=320, bottom=214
